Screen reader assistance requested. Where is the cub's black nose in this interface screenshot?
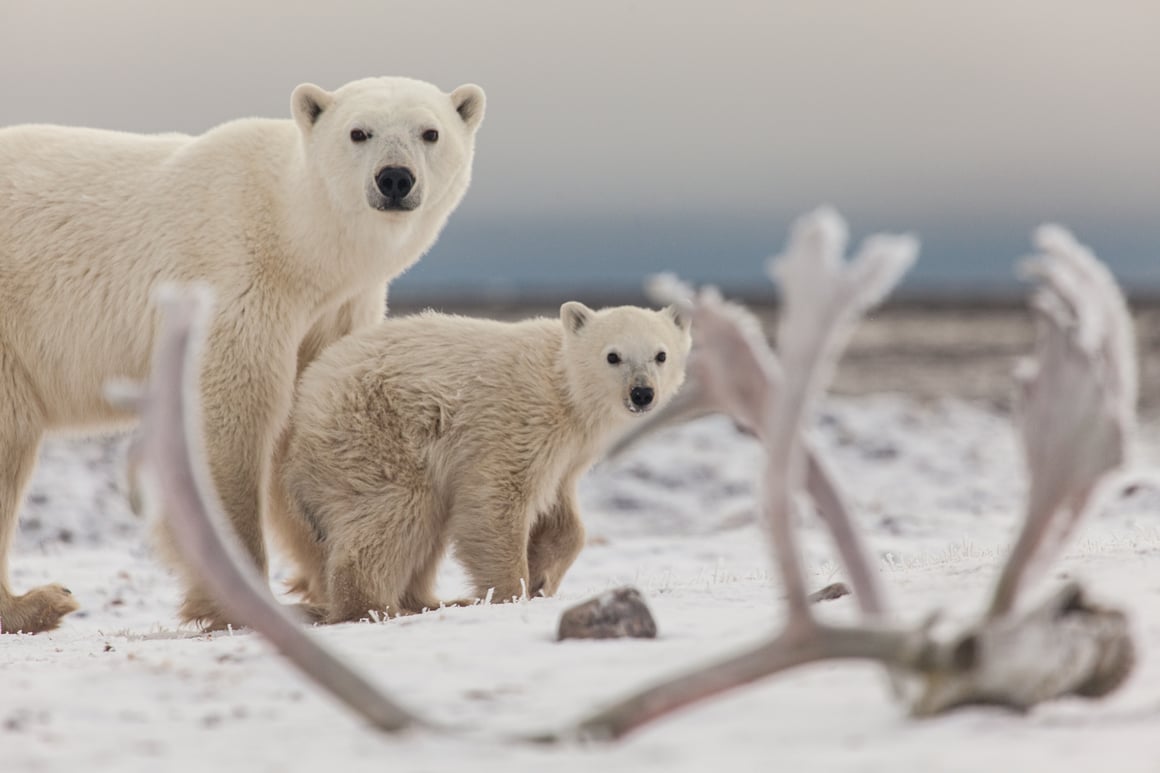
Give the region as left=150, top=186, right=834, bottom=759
left=630, top=386, right=654, bottom=407
left=375, top=166, right=415, bottom=198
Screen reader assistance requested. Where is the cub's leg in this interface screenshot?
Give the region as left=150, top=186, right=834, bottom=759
left=450, top=481, right=533, bottom=603
left=0, top=355, right=79, bottom=633
left=324, top=547, right=387, bottom=624
left=321, top=490, right=441, bottom=623
left=267, top=288, right=388, bottom=603
left=398, top=532, right=478, bottom=613
left=526, top=488, right=586, bottom=598
left=266, top=431, right=329, bottom=606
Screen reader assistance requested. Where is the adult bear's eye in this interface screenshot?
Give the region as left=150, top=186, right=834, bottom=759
left=422, top=129, right=439, bottom=143
left=606, top=352, right=621, bottom=365
left=656, top=351, right=667, bottom=364
left=350, top=128, right=370, bottom=143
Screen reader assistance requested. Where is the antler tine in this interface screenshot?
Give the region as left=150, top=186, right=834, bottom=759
left=1028, top=224, right=1138, bottom=429
left=120, top=284, right=427, bottom=734
left=770, top=214, right=918, bottom=391
left=763, top=208, right=917, bottom=621
left=988, top=228, right=1137, bottom=618
left=804, top=449, right=887, bottom=616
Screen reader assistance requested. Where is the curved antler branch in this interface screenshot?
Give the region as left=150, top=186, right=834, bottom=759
left=988, top=226, right=1138, bottom=618
left=112, top=284, right=427, bottom=734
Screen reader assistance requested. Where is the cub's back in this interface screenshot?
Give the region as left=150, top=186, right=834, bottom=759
left=295, top=311, right=563, bottom=427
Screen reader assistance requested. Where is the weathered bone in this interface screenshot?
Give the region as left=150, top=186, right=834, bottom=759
left=913, top=583, right=1134, bottom=715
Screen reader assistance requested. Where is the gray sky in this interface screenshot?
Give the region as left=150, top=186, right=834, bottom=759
left=3, top=1, right=1158, bottom=298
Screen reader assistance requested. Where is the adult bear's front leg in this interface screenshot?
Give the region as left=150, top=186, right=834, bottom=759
left=166, top=318, right=298, bottom=630
left=0, top=355, right=80, bottom=633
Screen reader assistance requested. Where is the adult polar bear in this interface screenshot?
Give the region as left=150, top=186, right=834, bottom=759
left=0, top=76, right=486, bottom=633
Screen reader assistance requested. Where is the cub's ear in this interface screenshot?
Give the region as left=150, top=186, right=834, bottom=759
left=291, top=83, right=335, bottom=134
left=560, top=301, right=594, bottom=334
left=664, top=304, right=691, bottom=332
left=450, top=84, right=486, bottom=132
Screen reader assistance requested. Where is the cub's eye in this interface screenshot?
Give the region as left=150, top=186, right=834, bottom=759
left=350, top=128, right=370, bottom=143
left=606, top=352, right=621, bottom=365
left=655, top=351, right=667, bottom=364
left=422, top=129, right=439, bottom=143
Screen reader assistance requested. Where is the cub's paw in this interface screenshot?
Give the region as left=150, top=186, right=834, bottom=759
left=178, top=595, right=237, bottom=632
left=434, top=597, right=479, bottom=609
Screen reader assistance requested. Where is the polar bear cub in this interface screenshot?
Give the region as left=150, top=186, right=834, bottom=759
left=273, top=303, right=692, bottom=622
left=0, top=76, right=484, bottom=632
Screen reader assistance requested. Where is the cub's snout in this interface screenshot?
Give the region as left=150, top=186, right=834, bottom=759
left=628, top=384, right=655, bottom=412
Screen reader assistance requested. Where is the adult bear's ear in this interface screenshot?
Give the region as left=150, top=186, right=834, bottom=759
left=560, top=301, right=593, bottom=334
left=291, top=83, right=334, bottom=134
left=664, top=304, right=691, bottom=332
left=450, top=84, right=486, bottom=132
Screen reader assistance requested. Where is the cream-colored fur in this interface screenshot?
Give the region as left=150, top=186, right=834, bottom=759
left=0, top=76, right=485, bottom=633
left=272, top=303, right=692, bottom=623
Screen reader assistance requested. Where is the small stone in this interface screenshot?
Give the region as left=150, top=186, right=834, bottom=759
left=808, top=582, right=852, bottom=603
left=557, top=586, right=657, bottom=641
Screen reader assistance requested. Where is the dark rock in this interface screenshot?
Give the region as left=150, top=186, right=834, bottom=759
left=807, top=582, right=852, bottom=603
left=557, top=586, right=657, bottom=641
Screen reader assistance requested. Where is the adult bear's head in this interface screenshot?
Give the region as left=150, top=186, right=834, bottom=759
left=291, top=76, right=485, bottom=222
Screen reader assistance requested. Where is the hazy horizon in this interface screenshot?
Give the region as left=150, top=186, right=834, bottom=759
left=4, top=1, right=1157, bottom=300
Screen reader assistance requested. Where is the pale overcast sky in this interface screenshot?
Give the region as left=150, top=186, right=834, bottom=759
left=3, top=1, right=1158, bottom=298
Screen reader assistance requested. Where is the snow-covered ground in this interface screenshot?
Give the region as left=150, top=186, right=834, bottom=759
left=6, top=395, right=1160, bottom=772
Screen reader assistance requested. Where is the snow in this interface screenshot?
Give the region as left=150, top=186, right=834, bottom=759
left=5, top=395, right=1160, bottom=771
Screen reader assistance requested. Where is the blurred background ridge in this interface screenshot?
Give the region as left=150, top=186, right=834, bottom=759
left=3, top=0, right=1158, bottom=303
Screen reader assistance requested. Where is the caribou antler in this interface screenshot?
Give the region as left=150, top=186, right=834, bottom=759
left=759, top=210, right=917, bottom=620
left=108, top=285, right=427, bottom=735
left=551, top=213, right=1137, bottom=742
left=912, top=225, right=1139, bottom=713
left=987, top=225, right=1137, bottom=618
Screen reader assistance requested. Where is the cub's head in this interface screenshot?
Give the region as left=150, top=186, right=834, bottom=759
left=559, top=303, right=692, bottom=421
left=291, top=76, right=485, bottom=218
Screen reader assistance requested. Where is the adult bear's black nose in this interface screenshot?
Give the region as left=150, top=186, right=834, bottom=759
left=630, top=386, right=654, bottom=407
left=375, top=166, right=415, bottom=198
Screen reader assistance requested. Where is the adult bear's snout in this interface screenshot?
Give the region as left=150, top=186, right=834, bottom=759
left=375, top=166, right=416, bottom=199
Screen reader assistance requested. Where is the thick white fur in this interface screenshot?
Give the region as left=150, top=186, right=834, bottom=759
left=0, top=76, right=485, bottom=632
left=272, top=304, right=692, bottom=623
